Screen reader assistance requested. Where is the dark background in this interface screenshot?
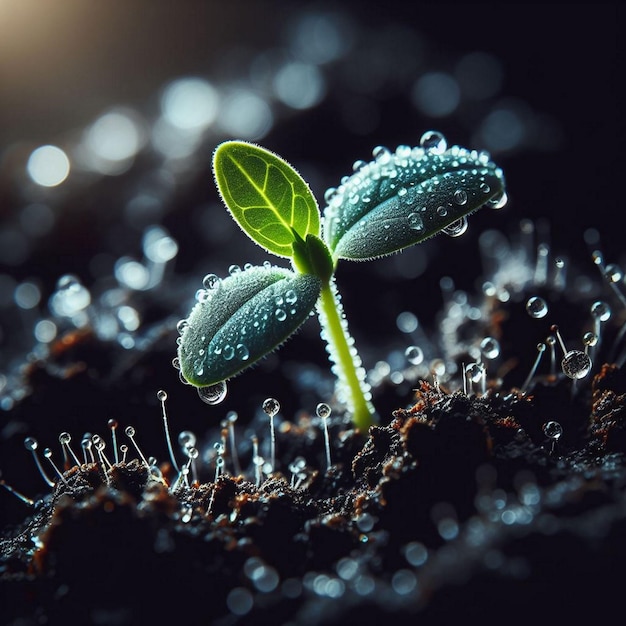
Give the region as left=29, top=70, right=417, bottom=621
left=0, top=2, right=620, bottom=250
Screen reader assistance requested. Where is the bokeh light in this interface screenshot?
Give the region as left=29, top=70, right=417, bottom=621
left=161, top=77, right=219, bottom=131
left=411, top=72, right=461, bottom=117
left=26, top=145, right=70, bottom=187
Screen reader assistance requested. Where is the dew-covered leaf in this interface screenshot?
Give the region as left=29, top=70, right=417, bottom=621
left=213, top=141, right=320, bottom=258
left=322, top=136, right=506, bottom=261
left=178, top=266, right=321, bottom=386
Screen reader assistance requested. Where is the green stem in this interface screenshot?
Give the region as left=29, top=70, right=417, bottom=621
left=317, top=277, right=377, bottom=432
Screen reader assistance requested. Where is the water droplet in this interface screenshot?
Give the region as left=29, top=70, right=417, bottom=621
left=324, top=187, right=337, bottom=204
left=372, top=145, right=391, bottom=164
left=408, top=212, right=424, bottom=231
left=397, top=187, right=408, bottom=197
left=195, top=289, right=209, bottom=303
left=316, top=403, right=331, bottom=419
left=203, top=273, right=221, bottom=290
left=396, top=145, right=411, bottom=158
left=479, top=182, right=491, bottom=194
left=591, top=301, right=611, bottom=322
left=487, top=190, right=508, bottom=209
left=419, top=130, right=447, bottom=154
left=198, top=382, right=228, bottom=405
left=404, top=345, right=424, bottom=365
left=442, top=217, right=468, bottom=237
left=285, top=289, right=298, bottom=305
left=352, top=160, right=367, bottom=172
left=223, top=345, right=235, bottom=360
left=125, top=426, right=136, bottom=437
left=480, top=337, right=500, bottom=359
left=24, top=437, right=38, bottom=451
left=157, top=389, right=167, bottom=401
left=275, top=308, right=287, bottom=321
left=436, top=206, right=448, bottom=218
left=236, top=343, right=249, bottom=360
left=176, top=319, right=189, bottom=334
left=58, top=432, right=70, bottom=445
left=466, top=363, right=484, bottom=383
left=604, top=263, right=623, bottom=283
left=178, top=430, right=197, bottom=448
left=453, top=189, right=467, bottom=205
left=542, top=421, right=563, bottom=440
left=171, top=357, right=181, bottom=370
left=526, top=296, right=548, bottom=319
left=561, top=350, right=592, bottom=379
left=583, top=332, right=598, bottom=347
left=228, top=264, right=241, bottom=275
left=262, top=397, right=280, bottom=418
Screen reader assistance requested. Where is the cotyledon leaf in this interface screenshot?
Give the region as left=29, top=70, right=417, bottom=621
left=322, top=138, right=507, bottom=261
left=178, top=265, right=321, bottom=387
left=213, top=141, right=321, bottom=258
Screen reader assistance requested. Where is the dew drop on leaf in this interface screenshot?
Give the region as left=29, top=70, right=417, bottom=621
left=236, top=343, right=249, bottom=360
left=453, top=189, right=467, bottom=205
left=442, top=217, right=468, bottom=237
left=407, top=212, right=424, bottom=232
left=372, top=145, right=391, bottom=164
left=198, top=382, right=228, bottom=405
left=202, top=273, right=221, bottom=290
left=195, top=289, right=209, bottom=303
left=486, top=190, right=508, bottom=209
left=324, top=187, right=337, bottom=204
left=419, top=130, right=447, bottom=154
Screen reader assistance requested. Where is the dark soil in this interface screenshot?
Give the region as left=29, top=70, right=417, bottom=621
left=2, top=326, right=626, bottom=625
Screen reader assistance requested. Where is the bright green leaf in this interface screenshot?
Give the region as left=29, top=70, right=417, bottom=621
left=178, top=265, right=321, bottom=386
left=213, top=141, right=321, bottom=258
left=323, top=141, right=506, bottom=260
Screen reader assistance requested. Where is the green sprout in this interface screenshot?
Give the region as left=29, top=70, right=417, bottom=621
left=177, top=132, right=507, bottom=432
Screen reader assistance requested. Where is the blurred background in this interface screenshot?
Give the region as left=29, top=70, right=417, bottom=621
left=0, top=2, right=620, bottom=425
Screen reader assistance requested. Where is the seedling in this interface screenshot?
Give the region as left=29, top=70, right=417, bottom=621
left=176, top=132, right=506, bottom=431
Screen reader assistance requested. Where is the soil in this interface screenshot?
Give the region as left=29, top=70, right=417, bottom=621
left=2, top=321, right=626, bottom=625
